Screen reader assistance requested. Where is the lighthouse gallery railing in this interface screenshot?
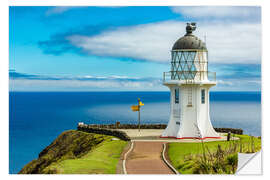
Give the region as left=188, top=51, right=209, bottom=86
left=163, top=71, right=216, bottom=83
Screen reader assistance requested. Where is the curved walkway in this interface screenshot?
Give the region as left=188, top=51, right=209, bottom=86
left=125, top=141, right=175, bottom=174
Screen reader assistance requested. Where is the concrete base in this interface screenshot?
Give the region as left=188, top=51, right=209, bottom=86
left=118, top=129, right=239, bottom=142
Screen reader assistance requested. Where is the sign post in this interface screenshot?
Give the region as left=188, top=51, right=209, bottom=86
left=138, top=98, right=141, bottom=132
left=131, top=98, right=144, bottom=132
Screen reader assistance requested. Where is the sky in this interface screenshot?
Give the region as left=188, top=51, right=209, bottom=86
left=9, top=6, right=261, bottom=91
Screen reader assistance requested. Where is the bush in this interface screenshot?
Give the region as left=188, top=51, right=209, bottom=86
left=192, top=143, right=239, bottom=174
left=226, top=154, right=238, bottom=167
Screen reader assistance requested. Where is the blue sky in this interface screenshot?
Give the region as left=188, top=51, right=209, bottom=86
left=9, top=6, right=261, bottom=91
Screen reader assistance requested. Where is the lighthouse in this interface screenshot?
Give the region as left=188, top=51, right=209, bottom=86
left=161, top=23, right=220, bottom=139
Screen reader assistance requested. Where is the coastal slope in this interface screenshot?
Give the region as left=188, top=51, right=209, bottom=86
left=19, top=130, right=127, bottom=174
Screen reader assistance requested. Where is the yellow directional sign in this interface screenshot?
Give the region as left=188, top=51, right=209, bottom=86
left=132, top=98, right=144, bottom=132
left=131, top=105, right=139, bottom=112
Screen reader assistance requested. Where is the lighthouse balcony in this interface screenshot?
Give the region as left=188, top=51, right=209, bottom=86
left=163, top=71, right=216, bottom=85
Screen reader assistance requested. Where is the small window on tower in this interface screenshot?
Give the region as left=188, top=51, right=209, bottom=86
left=187, top=87, right=192, bottom=107
left=175, top=88, right=179, bottom=104
left=201, top=89, right=205, bottom=104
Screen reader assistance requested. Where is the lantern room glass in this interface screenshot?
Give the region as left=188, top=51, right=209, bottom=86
left=171, top=50, right=198, bottom=80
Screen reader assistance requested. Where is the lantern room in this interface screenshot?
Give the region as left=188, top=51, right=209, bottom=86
left=164, top=22, right=215, bottom=84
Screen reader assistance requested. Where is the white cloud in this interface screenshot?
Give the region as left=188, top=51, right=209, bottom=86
left=67, top=20, right=261, bottom=64
left=247, top=80, right=261, bottom=85
left=45, top=6, right=122, bottom=16
left=10, top=77, right=261, bottom=92
left=9, top=75, right=164, bottom=91
left=9, top=79, right=162, bottom=91
left=83, top=75, right=93, bottom=78
left=9, top=71, right=260, bottom=92
left=217, top=80, right=233, bottom=86
left=171, top=6, right=261, bottom=20
left=45, top=7, right=83, bottom=16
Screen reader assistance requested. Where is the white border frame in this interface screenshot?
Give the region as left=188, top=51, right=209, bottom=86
left=2, top=1, right=269, bottom=180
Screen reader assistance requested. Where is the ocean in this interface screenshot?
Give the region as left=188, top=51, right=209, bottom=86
left=9, top=91, right=261, bottom=174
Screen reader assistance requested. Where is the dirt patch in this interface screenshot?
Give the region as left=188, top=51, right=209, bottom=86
left=125, top=141, right=174, bottom=174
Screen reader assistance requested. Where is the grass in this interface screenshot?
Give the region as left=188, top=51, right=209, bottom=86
left=167, top=134, right=261, bottom=174
left=44, top=138, right=127, bottom=174
left=19, top=130, right=128, bottom=174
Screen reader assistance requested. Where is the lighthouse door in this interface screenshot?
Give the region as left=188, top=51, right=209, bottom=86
left=173, top=88, right=181, bottom=126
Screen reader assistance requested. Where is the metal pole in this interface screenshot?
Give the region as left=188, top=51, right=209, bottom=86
left=138, top=98, right=140, bottom=132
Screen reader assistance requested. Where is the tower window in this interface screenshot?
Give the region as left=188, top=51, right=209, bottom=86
left=175, top=88, right=179, bottom=104
left=201, top=89, right=205, bottom=104
left=187, top=87, right=192, bottom=106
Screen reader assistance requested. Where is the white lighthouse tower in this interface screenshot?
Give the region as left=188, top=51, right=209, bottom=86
left=161, top=23, right=220, bottom=139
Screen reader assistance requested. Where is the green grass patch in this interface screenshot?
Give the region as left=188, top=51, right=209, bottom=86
left=44, top=138, right=127, bottom=174
left=168, top=134, right=261, bottom=174
left=19, top=130, right=128, bottom=174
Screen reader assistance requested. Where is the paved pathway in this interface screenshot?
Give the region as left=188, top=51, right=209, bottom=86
left=125, top=141, right=174, bottom=174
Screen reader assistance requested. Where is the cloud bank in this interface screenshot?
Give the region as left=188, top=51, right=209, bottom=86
left=39, top=7, right=261, bottom=65
left=171, top=6, right=261, bottom=21
left=66, top=20, right=260, bottom=64
left=9, top=70, right=260, bottom=92
left=9, top=71, right=163, bottom=91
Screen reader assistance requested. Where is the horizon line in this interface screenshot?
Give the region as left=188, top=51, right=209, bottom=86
left=9, top=90, right=261, bottom=93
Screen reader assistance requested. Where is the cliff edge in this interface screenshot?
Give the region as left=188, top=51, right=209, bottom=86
left=19, top=130, right=117, bottom=174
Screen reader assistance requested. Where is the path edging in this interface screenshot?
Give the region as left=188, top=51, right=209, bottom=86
left=162, top=143, right=179, bottom=174
left=122, top=141, right=134, bottom=174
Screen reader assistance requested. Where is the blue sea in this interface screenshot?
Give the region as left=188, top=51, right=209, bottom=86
left=9, top=91, right=261, bottom=174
